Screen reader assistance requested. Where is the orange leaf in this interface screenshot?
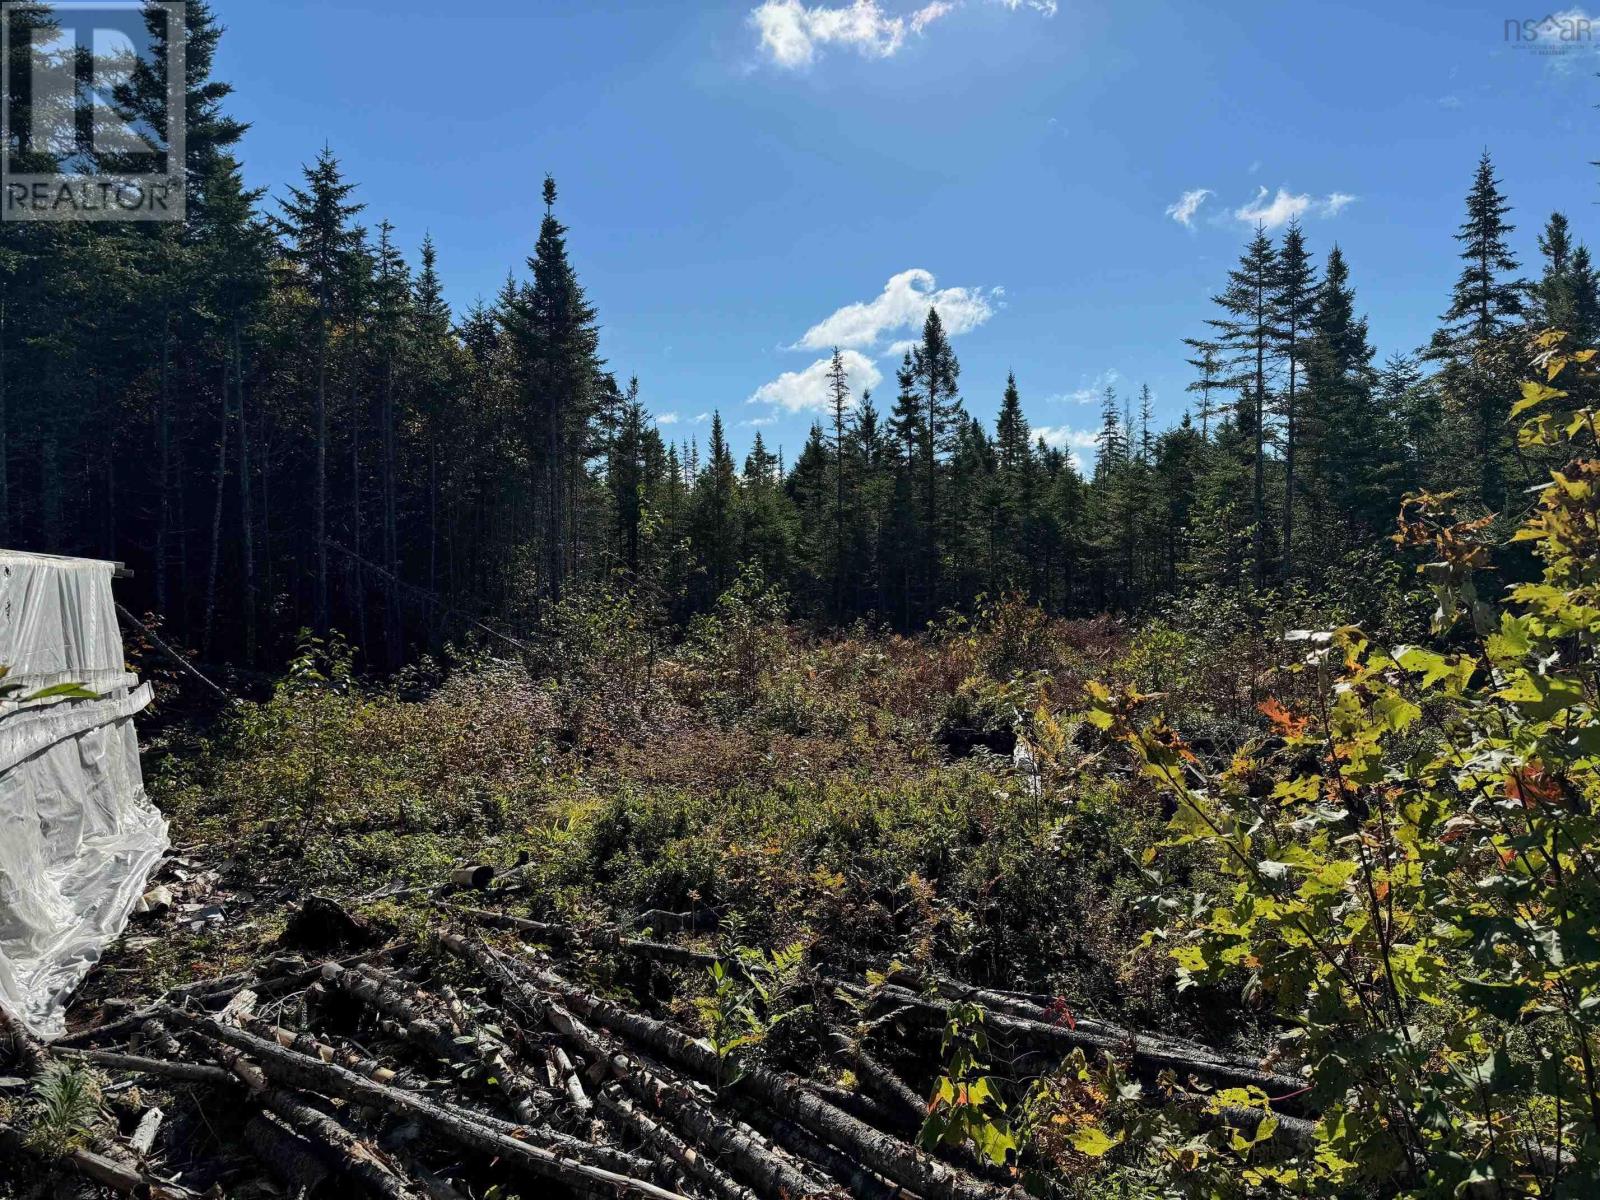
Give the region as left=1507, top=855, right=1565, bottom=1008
left=1506, top=763, right=1564, bottom=807
left=1258, top=697, right=1309, bottom=737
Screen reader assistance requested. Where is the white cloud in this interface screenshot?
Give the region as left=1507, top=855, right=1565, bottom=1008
left=749, top=0, right=1053, bottom=68
left=1165, top=187, right=1212, bottom=228
left=1232, top=186, right=1356, bottom=229
left=1035, top=425, right=1098, bottom=450
left=911, top=0, right=956, bottom=33
left=749, top=349, right=884, bottom=413
left=1034, top=424, right=1097, bottom=471
left=656, top=412, right=681, bottom=425
left=749, top=0, right=939, bottom=67
left=692, top=412, right=711, bottom=424
left=1234, top=186, right=1311, bottom=229
left=1044, top=368, right=1120, bottom=405
left=796, top=269, right=999, bottom=351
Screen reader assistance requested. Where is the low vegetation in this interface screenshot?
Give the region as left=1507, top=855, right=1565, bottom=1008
left=49, top=340, right=1574, bottom=1199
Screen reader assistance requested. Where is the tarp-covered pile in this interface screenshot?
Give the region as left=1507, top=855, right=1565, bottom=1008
left=0, top=551, right=165, bottom=1039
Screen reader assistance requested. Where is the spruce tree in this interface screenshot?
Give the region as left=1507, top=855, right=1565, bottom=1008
left=690, top=413, right=741, bottom=605
left=1531, top=212, right=1576, bottom=330
left=886, top=352, right=925, bottom=626
left=412, top=236, right=467, bottom=599
left=276, top=145, right=365, bottom=632
left=1272, top=221, right=1317, bottom=578
left=1305, top=246, right=1394, bottom=543
left=1090, top=385, right=1135, bottom=606
left=1208, top=226, right=1279, bottom=584
left=1154, top=416, right=1202, bottom=591
left=1429, top=153, right=1524, bottom=511
left=995, top=371, right=1031, bottom=472
left=826, top=348, right=852, bottom=617
left=1432, top=152, right=1523, bottom=355
left=993, top=372, right=1034, bottom=592
left=195, top=154, right=269, bottom=658
left=785, top=422, right=832, bottom=610
left=1570, top=245, right=1600, bottom=346
left=1182, top=336, right=1227, bottom=439
left=501, top=176, right=601, bottom=604
left=941, top=414, right=991, bottom=602
left=850, top=391, right=890, bottom=616
left=741, top=430, right=796, bottom=590
left=609, top=377, right=648, bottom=575
left=910, top=309, right=962, bottom=615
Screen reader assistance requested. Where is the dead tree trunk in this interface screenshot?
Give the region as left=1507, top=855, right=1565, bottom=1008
left=165, top=1011, right=682, bottom=1200
left=494, top=952, right=1006, bottom=1200
left=439, top=931, right=829, bottom=1200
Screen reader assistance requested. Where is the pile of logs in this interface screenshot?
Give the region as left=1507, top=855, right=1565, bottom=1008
left=0, top=894, right=1311, bottom=1200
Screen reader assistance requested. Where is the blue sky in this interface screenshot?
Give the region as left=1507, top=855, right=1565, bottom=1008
left=214, top=0, right=1600, bottom=463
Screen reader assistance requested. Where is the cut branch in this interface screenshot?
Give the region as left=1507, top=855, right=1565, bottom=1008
left=438, top=930, right=831, bottom=1200
left=493, top=950, right=1007, bottom=1200
left=163, top=1009, right=687, bottom=1200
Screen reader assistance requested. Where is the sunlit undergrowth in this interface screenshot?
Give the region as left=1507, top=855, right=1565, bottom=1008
left=137, top=526, right=1452, bottom=1200
left=151, top=574, right=1331, bottom=1037
left=1067, top=335, right=1600, bottom=1195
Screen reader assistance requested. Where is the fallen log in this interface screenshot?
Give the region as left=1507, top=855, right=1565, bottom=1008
left=163, top=1009, right=690, bottom=1200
left=449, top=865, right=496, bottom=890
left=924, top=975, right=1244, bottom=1065
left=320, top=960, right=547, bottom=1123
left=57, top=1037, right=422, bottom=1200
left=552, top=1043, right=594, bottom=1116
left=391, top=1150, right=472, bottom=1200
left=58, top=942, right=411, bottom=1048
left=198, top=1033, right=426, bottom=1200
left=830, top=978, right=1303, bottom=1106
left=633, top=909, right=721, bottom=935
left=445, top=904, right=719, bottom=971
left=56, top=1048, right=235, bottom=1088
left=129, top=1106, right=164, bottom=1157
left=743, top=1106, right=910, bottom=1200
left=245, top=1111, right=334, bottom=1195
left=599, top=1084, right=759, bottom=1200
left=134, top=1018, right=183, bottom=1060
left=808, top=1082, right=917, bottom=1135
left=320, top=962, right=465, bottom=1064
left=439, top=930, right=831, bottom=1200
left=825, top=1032, right=925, bottom=1134
left=0, top=1122, right=192, bottom=1199
left=243, top=1017, right=398, bottom=1084
left=500, top=954, right=1008, bottom=1200
left=822, top=1029, right=1006, bottom=1185
left=190, top=1014, right=633, bottom=1181
left=0, top=1004, right=47, bottom=1075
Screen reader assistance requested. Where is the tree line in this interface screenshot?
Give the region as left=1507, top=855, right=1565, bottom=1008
left=2, top=2, right=1591, bottom=667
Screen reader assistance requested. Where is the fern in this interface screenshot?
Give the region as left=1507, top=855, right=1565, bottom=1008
left=24, top=1062, right=104, bottom=1159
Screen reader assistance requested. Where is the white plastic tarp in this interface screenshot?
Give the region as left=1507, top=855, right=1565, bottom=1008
left=0, top=551, right=167, bottom=1039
